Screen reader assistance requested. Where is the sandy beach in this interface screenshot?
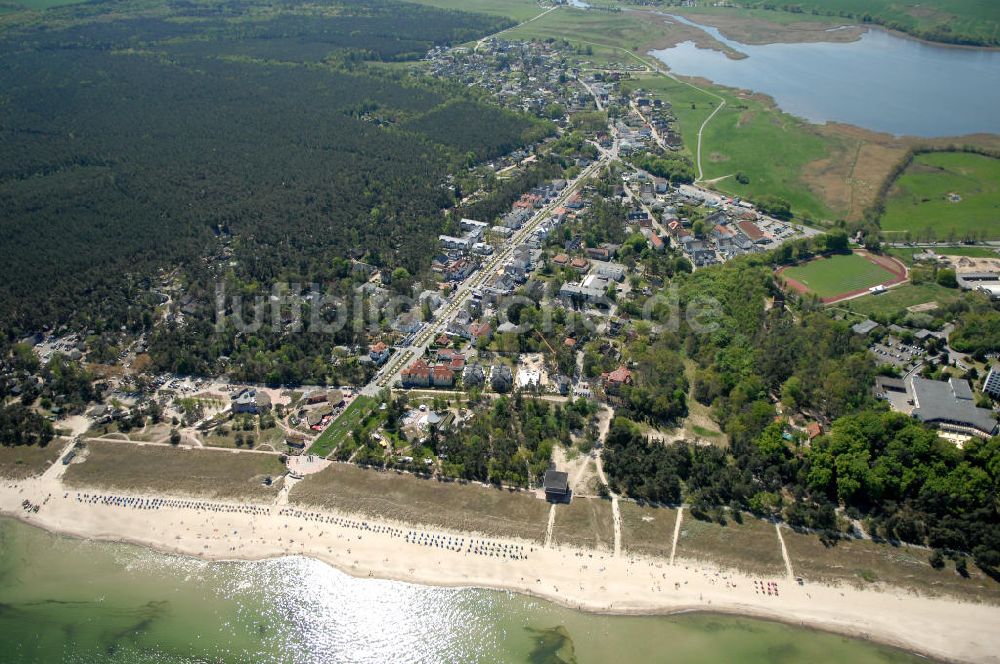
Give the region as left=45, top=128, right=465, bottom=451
left=2, top=473, right=998, bottom=664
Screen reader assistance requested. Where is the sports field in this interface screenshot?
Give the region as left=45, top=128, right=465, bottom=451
left=781, top=253, right=902, bottom=300
left=881, top=152, right=1000, bottom=241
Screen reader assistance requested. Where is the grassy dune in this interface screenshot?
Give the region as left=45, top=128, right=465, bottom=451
left=674, top=513, right=786, bottom=576
left=620, top=502, right=678, bottom=558
left=63, top=441, right=284, bottom=501
left=551, top=497, right=614, bottom=550
left=290, top=462, right=551, bottom=542
left=0, top=443, right=63, bottom=479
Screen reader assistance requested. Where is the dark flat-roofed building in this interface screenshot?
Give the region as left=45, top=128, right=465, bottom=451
left=984, top=366, right=1000, bottom=400
left=875, top=375, right=907, bottom=395
left=543, top=469, right=570, bottom=503
left=852, top=319, right=880, bottom=336
left=910, top=376, right=998, bottom=438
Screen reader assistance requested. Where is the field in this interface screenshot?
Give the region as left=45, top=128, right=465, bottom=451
left=0, top=443, right=63, bottom=479
left=551, top=497, right=614, bottom=550
left=782, top=529, right=1000, bottom=603
left=888, top=244, right=1000, bottom=264
left=6, top=0, right=86, bottom=9
left=727, top=0, right=1000, bottom=47
left=407, top=0, right=543, bottom=22
left=881, top=152, right=1000, bottom=241
left=780, top=252, right=903, bottom=301
left=839, top=281, right=964, bottom=317
left=674, top=513, right=786, bottom=576
left=619, top=502, right=678, bottom=558
left=63, top=441, right=285, bottom=501
left=289, top=462, right=551, bottom=542
left=308, top=396, right=376, bottom=458
left=629, top=74, right=841, bottom=222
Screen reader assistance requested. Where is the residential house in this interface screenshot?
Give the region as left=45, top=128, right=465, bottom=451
left=463, top=364, right=485, bottom=388
left=431, top=365, right=455, bottom=388
left=401, top=359, right=431, bottom=388
left=491, top=364, right=513, bottom=393
left=601, top=365, right=633, bottom=392
left=469, top=321, right=493, bottom=345
left=369, top=341, right=391, bottom=365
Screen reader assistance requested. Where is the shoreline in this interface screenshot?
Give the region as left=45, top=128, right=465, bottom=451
left=0, top=511, right=937, bottom=663
left=3, top=479, right=999, bottom=664
left=659, top=8, right=1000, bottom=54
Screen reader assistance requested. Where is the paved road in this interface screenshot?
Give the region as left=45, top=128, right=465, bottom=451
left=361, top=155, right=610, bottom=397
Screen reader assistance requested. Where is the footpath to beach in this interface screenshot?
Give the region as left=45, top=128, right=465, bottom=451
left=2, top=477, right=999, bottom=664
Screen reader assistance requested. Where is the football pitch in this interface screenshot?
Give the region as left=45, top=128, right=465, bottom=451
left=782, top=253, right=900, bottom=300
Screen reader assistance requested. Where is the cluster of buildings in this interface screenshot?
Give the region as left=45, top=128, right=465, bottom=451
left=427, top=39, right=605, bottom=123
left=400, top=352, right=514, bottom=394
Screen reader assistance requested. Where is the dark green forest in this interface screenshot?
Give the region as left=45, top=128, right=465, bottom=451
left=0, top=0, right=548, bottom=384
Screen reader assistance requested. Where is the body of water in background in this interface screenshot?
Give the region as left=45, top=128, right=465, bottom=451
left=650, top=15, right=1000, bottom=137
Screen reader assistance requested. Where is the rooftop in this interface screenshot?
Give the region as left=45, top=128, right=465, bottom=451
left=910, top=376, right=997, bottom=436
left=543, top=469, right=569, bottom=493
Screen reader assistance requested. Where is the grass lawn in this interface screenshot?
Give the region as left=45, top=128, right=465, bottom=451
left=551, top=497, right=614, bottom=550
left=881, top=152, right=1000, bottom=240
left=64, top=441, right=284, bottom=501
left=289, top=462, right=551, bottom=542
left=203, top=422, right=285, bottom=451
left=674, top=513, right=785, bottom=576
left=619, top=502, right=678, bottom=559
left=782, top=529, right=1000, bottom=603
left=783, top=253, right=898, bottom=299
left=0, top=442, right=64, bottom=479
left=838, top=281, right=964, bottom=317
left=308, top=395, right=376, bottom=458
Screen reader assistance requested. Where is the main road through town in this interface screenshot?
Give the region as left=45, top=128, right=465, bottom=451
left=359, top=154, right=610, bottom=397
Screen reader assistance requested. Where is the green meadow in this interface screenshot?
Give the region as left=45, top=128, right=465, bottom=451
left=841, top=282, right=964, bottom=317
left=505, top=4, right=685, bottom=53
left=881, top=151, right=1000, bottom=240
left=406, top=0, right=544, bottom=22
left=783, top=253, right=898, bottom=299
left=627, top=72, right=838, bottom=221
left=727, top=0, right=1000, bottom=46
left=887, top=244, right=999, bottom=265
left=7, top=0, right=85, bottom=9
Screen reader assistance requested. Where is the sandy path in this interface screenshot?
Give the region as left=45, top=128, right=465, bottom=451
left=775, top=522, right=795, bottom=580
left=594, top=406, right=621, bottom=556
left=545, top=503, right=556, bottom=548
left=670, top=506, right=684, bottom=566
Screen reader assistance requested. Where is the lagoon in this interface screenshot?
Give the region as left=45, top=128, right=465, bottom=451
left=650, top=15, right=1000, bottom=138
left=0, top=517, right=930, bottom=663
